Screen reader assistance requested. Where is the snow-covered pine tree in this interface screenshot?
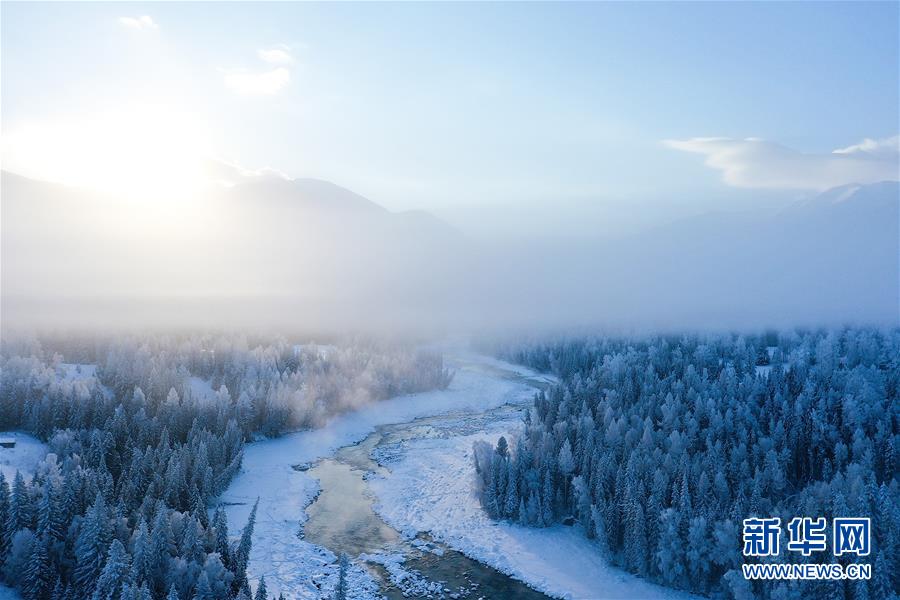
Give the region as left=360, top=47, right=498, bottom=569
left=192, top=571, right=213, bottom=600
left=21, top=533, right=52, bottom=600
left=231, top=498, right=258, bottom=596
left=253, top=575, right=267, bottom=600
left=503, top=462, right=519, bottom=519
left=212, top=506, right=230, bottom=568
left=7, top=471, right=35, bottom=539
left=148, top=506, right=175, bottom=596
left=334, top=553, right=348, bottom=600
left=91, top=539, right=132, bottom=600
left=73, top=493, right=112, bottom=595
left=129, top=520, right=150, bottom=588
left=0, top=473, right=10, bottom=558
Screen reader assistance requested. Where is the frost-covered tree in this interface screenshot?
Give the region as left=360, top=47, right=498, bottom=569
left=91, top=540, right=132, bottom=600
left=3, top=528, right=34, bottom=587
left=333, top=554, right=348, bottom=600
left=74, top=493, right=113, bottom=596
left=22, top=534, right=52, bottom=600
left=191, top=571, right=213, bottom=600
left=211, top=507, right=230, bottom=569
left=7, top=472, right=35, bottom=539
left=231, top=498, right=257, bottom=596
left=252, top=576, right=267, bottom=600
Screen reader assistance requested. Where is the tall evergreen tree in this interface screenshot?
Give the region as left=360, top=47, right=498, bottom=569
left=232, top=499, right=258, bottom=595
left=191, top=571, right=213, bottom=600
left=7, top=471, right=35, bottom=540
left=73, top=493, right=112, bottom=595
left=211, top=507, right=230, bottom=568
left=334, top=554, right=348, bottom=600
left=0, top=473, right=10, bottom=558
left=21, top=534, right=52, bottom=600
left=91, top=539, right=132, bottom=600
left=129, top=521, right=150, bottom=587
left=253, top=575, right=267, bottom=600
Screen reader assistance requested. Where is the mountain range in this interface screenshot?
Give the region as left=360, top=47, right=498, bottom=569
left=2, top=170, right=897, bottom=332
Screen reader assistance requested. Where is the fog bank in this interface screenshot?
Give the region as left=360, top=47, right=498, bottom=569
left=2, top=171, right=897, bottom=335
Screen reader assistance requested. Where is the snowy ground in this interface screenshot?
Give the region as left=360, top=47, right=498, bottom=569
left=0, top=432, right=48, bottom=483
left=57, top=362, right=98, bottom=382
left=368, top=426, right=700, bottom=600
left=218, top=347, right=546, bottom=599
left=187, top=376, right=217, bottom=401
left=0, top=584, right=18, bottom=600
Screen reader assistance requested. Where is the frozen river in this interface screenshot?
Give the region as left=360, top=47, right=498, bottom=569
left=304, top=398, right=552, bottom=598
left=221, top=347, right=695, bottom=599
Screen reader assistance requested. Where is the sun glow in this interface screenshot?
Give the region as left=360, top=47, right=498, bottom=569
left=3, top=103, right=213, bottom=202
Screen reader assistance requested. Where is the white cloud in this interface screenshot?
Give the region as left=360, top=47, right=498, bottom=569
left=222, top=44, right=295, bottom=95
left=257, top=45, right=293, bottom=65
left=664, top=136, right=899, bottom=191
left=205, top=159, right=290, bottom=186
left=833, top=135, right=899, bottom=157
left=221, top=67, right=290, bottom=95
left=119, top=16, right=158, bottom=30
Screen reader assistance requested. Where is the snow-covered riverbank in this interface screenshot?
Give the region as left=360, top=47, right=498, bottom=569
left=219, top=349, right=547, bottom=598
left=369, top=426, right=700, bottom=600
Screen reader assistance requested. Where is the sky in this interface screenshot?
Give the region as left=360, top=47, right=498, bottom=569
left=2, top=1, right=899, bottom=238
left=2, top=2, right=898, bottom=333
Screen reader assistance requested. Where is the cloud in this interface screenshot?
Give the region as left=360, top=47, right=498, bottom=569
left=257, top=45, right=293, bottom=65
left=664, top=136, right=899, bottom=190
left=833, top=135, right=900, bottom=158
left=222, top=44, right=295, bottom=95
left=119, top=16, right=158, bottom=30
left=221, top=67, right=290, bottom=95
left=205, top=159, right=290, bottom=186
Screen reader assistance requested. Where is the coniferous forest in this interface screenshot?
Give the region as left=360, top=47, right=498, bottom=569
left=0, top=334, right=452, bottom=600
left=475, top=329, right=899, bottom=600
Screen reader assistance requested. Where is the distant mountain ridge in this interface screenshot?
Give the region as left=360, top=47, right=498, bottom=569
left=227, top=177, right=390, bottom=214
left=1, top=170, right=897, bottom=331
left=799, top=180, right=898, bottom=207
